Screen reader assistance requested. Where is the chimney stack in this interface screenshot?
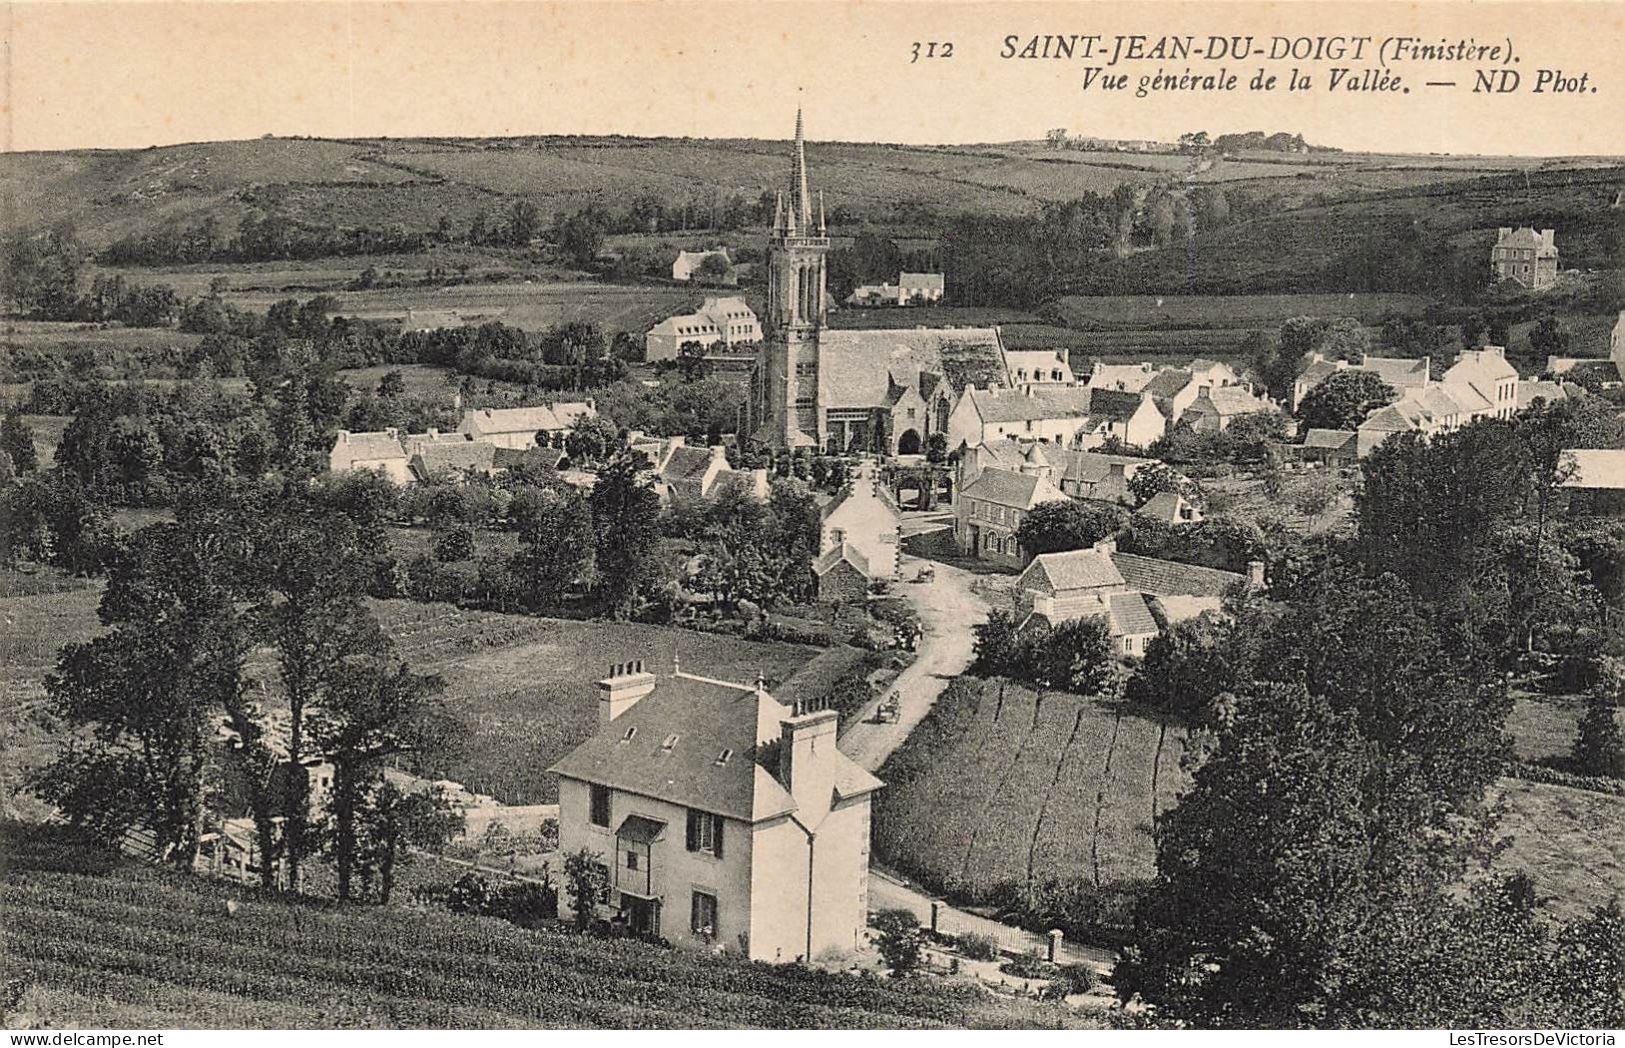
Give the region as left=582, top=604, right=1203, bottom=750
left=709, top=444, right=728, bottom=463
left=778, top=709, right=840, bottom=824
left=597, top=660, right=656, bottom=728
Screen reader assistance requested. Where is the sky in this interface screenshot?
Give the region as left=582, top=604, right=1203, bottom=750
left=5, top=0, right=1624, bottom=156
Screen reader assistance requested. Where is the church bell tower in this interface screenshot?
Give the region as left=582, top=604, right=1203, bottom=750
left=751, top=106, right=828, bottom=449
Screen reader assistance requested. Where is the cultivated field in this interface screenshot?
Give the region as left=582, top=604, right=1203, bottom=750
left=873, top=677, right=1190, bottom=898
left=1487, top=779, right=1625, bottom=922
left=1054, top=292, right=1432, bottom=331
left=367, top=601, right=820, bottom=804
left=0, top=822, right=1096, bottom=1029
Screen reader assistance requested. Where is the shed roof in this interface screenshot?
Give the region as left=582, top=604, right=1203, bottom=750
left=1109, top=551, right=1245, bottom=597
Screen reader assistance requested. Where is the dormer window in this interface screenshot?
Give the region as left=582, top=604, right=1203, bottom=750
left=621, top=726, right=638, bottom=743
left=662, top=733, right=680, bottom=751
left=714, top=748, right=733, bottom=766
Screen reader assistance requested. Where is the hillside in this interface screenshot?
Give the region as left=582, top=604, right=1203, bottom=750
left=5, top=134, right=1619, bottom=253
left=0, top=822, right=1101, bottom=1029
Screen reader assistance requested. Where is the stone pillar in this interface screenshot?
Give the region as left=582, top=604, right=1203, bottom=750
left=1047, top=929, right=1064, bottom=963
left=930, top=901, right=943, bottom=936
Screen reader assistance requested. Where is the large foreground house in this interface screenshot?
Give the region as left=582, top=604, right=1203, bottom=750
left=954, top=464, right=1069, bottom=568
left=645, top=297, right=763, bottom=363
left=746, top=110, right=1014, bottom=456
left=1491, top=227, right=1559, bottom=290
left=549, top=661, right=882, bottom=962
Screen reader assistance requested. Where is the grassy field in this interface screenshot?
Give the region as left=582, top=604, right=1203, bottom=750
left=1054, top=292, right=1432, bottom=331
left=873, top=677, right=1189, bottom=898
left=0, top=822, right=1097, bottom=1029
left=1487, top=779, right=1625, bottom=922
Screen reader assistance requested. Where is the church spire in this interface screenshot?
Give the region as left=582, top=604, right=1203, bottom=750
left=787, top=106, right=813, bottom=234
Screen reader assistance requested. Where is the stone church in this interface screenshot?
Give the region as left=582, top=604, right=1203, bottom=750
left=747, top=110, right=1014, bottom=456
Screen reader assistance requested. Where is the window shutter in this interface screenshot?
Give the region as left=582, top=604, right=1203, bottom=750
left=713, top=815, right=724, bottom=859
left=691, top=891, right=701, bottom=932
left=686, top=809, right=698, bottom=851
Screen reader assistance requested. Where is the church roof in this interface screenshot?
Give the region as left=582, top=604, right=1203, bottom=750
left=817, top=328, right=1010, bottom=409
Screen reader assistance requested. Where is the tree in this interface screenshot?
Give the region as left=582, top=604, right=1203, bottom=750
left=1295, top=370, right=1395, bottom=431
left=1528, top=313, right=1569, bottom=359
left=589, top=454, right=662, bottom=619
left=696, top=252, right=731, bottom=282
left=925, top=432, right=948, bottom=464
left=507, top=199, right=543, bottom=246
left=1013, top=499, right=1126, bottom=558
left=563, top=847, right=611, bottom=930
left=32, top=509, right=254, bottom=870
left=1032, top=617, right=1118, bottom=695
left=1572, top=679, right=1625, bottom=778
left=972, top=609, right=1024, bottom=677
left=1125, top=613, right=1245, bottom=721
left=432, top=524, right=475, bottom=563
left=0, top=414, right=38, bottom=474
left=376, top=370, right=406, bottom=398
left=1128, top=463, right=1194, bottom=508
left=361, top=781, right=464, bottom=903
left=513, top=486, right=596, bottom=609
left=872, top=909, right=924, bottom=974
left=309, top=658, right=455, bottom=901
left=564, top=414, right=621, bottom=466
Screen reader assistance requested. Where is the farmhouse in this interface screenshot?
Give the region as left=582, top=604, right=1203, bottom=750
left=959, top=437, right=1159, bottom=505
left=458, top=402, right=598, bottom=450
left=955, top=464, right=1069, bottom=568
left=549, top=661, right=882, bottom=962
left=946, top=385, right=1093, bottom=449
left=654, top=442, right=770, bottom=504
left=846, top=272, right=945, bottom=306
left=815, top=463, right=902, bottom=601
left=747, top=110, right=1015, bottom=455
left=645, top=297, right=763, bottom=363
left=1005, top=349, right=1077, bottom=388
left=329, top=428, right=412, bottom=484
left=672, top=247, right=733, bottom=283
left=1178, top=383, right=1276, bottom=433
left=1014, top=543, right=1260, bottom=656
left=1491, top=226, right=1559, bottom=290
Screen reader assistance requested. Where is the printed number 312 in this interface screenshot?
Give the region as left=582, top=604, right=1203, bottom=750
left=910, top=41, right=953, bottom=62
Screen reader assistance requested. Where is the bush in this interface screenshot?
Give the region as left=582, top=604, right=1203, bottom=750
left=872, top=909, right=923, bottom=974
left=1040, top=963, right=1097, bottom=1000
left=954, top=932, right=1001, bottom=961
left=1000, top=949, right=1057, bottom=980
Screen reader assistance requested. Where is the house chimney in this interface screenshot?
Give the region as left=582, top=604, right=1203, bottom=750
left=597, top=660, right=656, bottom=728
left=1092, top=536, right=1117, bottom=554
left=385, top=427, right=399, bottom=441
left=1247, top=560, right=1266, bottom=589
left=337, top=430, right=351, bottom=444
left=1498, top=227, right=1512, bottom=239
left=669, top=435, right=686, bottom=451
left=1540, top=228, right=1555, bottom=246
left=709, top=444, right=728, bottom=462
left=778, top=709, right=840, bottom=823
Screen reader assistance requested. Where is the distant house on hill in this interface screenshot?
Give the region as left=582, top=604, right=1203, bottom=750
left=672, top=248, right=733, bottom=283
left=1491, top=227, right=1559, bottom=290
left=845, top=272, right=945, bottom=307
left=548, top=661, right=882, bottom=961
left=645, top=297, right=763, bottom=363
left=1135, top=490, right=1203, bottom=525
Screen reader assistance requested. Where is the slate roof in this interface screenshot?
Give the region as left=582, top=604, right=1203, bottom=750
left=412, top=440, right=496, bottom=480
left=547, top=673, right=881, bottom=823
left=1108, top=592, right=1159, bottom=637
left=494, top=445, right=567, bottom=470
left=814, top=541, right=872, bottom=578
left=1361, top=356, right=1431, bottom=390
left=1135, top=491, right=1194, bottom=523
left=1088, top=362, right=1158, bottom=392
left=1302, top=428, right=1357, bottom=451
left=960, top=466, right=1065, bottom=511
left=899, top=272, right=945, bottom=291
left=1496, top=227, right=1558, bottom=255
left=1518, top=380, right=1570, bottom=409
left=1144, top=368, right=1193, bottom=403
left=1109, top=552, right=1245, bottom=597
left=332, top=430, right=406, bottom=462
left=463, top=406, right=562, bottom=437
left=818, top=328, right=1009, bottom=409
left=969, top=386, right=1093, bottom=424
left=1087, top=388, right=1148, bottom=422
left=1019, top=549, right=1125, bottom=592
left=660, top=446, right=719, bottom=484
left=1199, top=385, right=1272, bottom=417
left=1295, top=358, right=1344, bottom=391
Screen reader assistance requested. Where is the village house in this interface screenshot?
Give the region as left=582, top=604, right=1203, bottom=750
left=959, top=438, right=1159, bottom=506
left=1491, top=227, right=1559, bottom=290
left=954, top=464, right=1069, bottom=568
left=1086, top=361, right=1160, bottom=394
left=1354, top=347, right=1520, bottom=458
left=549, top=660, right=882, bottom=962
left=653, top=441, right=770, bottom=504
left=1014, top=543, right=1260, bottom=656
left=644, top=297, right=763, bottom=363
left=328, top=428, right=412, bottom=485
left=946, top=385, right=1094, bottom=449
left=1077, top=388, right=1166, bottom=449
left=1178, top=383, right=1276, bottom=433
left=846, top=272, right=946, bottom=307
left=458, top=402, right=598, bottom=450
left=1135, top=490, right=1203, bottom=525
left=1299, top=428, right=1360, bottom=468
left=672, top=248, right=733, bottom=283
left=409, top=439, right=497, bottom=484
left=814, top=463, right=902, bottom=602
left=1005, top=349, right=1077, bottom=388
left=1291, top=354, right=1432, bottom=414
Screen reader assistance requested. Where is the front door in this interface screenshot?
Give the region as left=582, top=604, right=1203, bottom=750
left=625, top=896, right=660, bottom=938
